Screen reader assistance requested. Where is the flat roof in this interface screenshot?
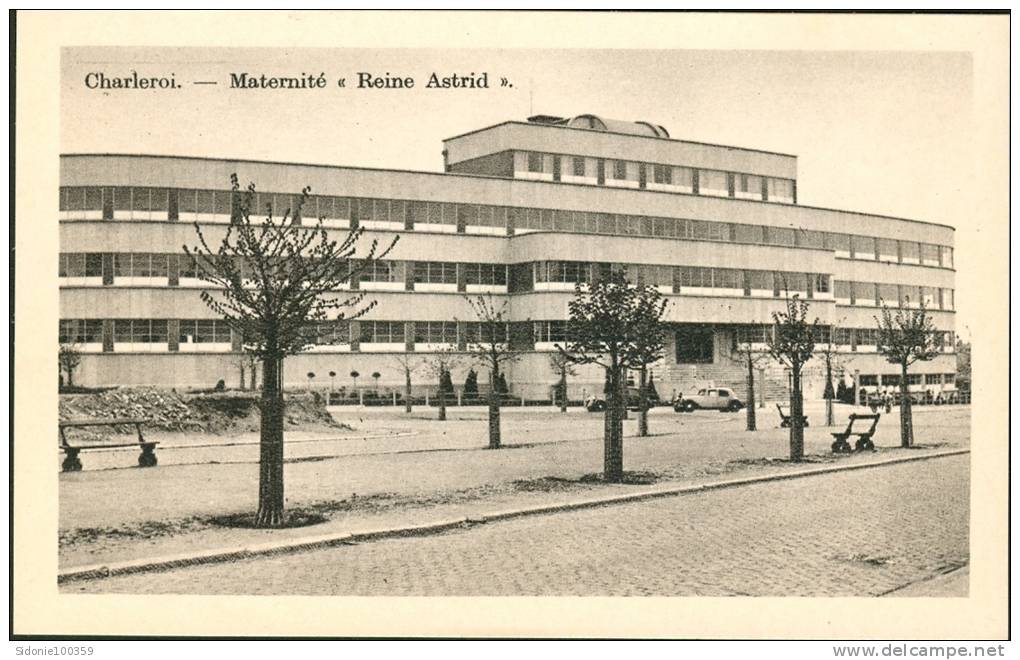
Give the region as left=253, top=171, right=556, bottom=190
left=59, top=152, right=954, bottom=232
left=441, top=120, right=799, bottom=160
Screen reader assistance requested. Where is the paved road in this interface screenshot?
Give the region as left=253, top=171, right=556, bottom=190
left=69, top=454, right=969, bottom=596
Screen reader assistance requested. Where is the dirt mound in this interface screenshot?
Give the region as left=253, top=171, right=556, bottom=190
left=59, top=387, right=345, bottom=435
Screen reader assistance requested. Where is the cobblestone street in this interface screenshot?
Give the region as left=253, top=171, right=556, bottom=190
left=70, top=453, right=969, bottom=596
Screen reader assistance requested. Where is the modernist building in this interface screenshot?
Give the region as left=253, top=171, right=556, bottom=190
left=59, top=114, right=958, bottom=400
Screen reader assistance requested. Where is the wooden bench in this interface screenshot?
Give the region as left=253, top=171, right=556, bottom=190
left=830, top=413, right=881, bottom=454
left=59, top=418, right=158, bottom=472
left=776, top=403, right=809, bottom=428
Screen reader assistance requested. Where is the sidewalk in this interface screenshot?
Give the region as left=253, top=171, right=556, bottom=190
left=59, top=405, right=970, bottom=570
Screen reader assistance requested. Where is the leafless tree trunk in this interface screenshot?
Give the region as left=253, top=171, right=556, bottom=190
left=745, top=354, right=757, bottom=431
left=637, top=366, right=649, bottom=437
left=255, top=356, right=285, bottom=527
left=558, top=365, right=568, bottom=413
left=404, top=367, right=413, bottom=413
left=604, top=360, right=625, bottom=482
left=790, top=367, right=804, bottom=461
left=899, top=362, right=913, bottom=447
left=488, top=368, right=502, bottom=449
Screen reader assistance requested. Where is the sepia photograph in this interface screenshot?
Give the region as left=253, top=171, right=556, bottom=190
left=12, top=10, right=1009, bottom=642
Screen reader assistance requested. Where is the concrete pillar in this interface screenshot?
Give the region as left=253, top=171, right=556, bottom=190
left=168, top=254, right=180, bottom=287
left=102, top=319, right=114, bottom=353
left=349, top=320, right=360, bottom=352
left=168, top=319, right=180, bottom=352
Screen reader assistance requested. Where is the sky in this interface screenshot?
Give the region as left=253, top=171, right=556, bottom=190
left=61, top=47, right=976, bottom=336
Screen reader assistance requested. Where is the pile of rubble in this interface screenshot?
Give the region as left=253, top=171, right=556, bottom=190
left=59, top=387, right=344, bottom=435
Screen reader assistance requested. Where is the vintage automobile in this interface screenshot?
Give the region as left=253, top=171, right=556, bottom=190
left=673, top=387, right=744, bottom=413
left=585, top=386, right=657, bottom=413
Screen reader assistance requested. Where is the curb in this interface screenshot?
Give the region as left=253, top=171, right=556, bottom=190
left=58, top=447, right=969, bottom=584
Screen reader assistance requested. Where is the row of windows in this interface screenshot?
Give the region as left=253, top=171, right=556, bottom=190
left=59, top=253, right=509, bottom=288
left=858, top=374, right=956, bottom=387
left=60, top=319, right=236, bottom=345
left=60, top=253, right=959, bottom=313
left=732, top=324, right=955, bottom=350
left=522, top=261, right=831, bottom=297
left=59, top=319, right=956, bottom=358
left=521, top=152, right=797, bottom=203
left=832, top=281, right=955, bottom=310
left=59, top=186, right=954, bottom=268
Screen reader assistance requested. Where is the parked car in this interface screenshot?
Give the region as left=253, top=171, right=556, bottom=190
left=674, top=387, right=744, bottom=413
left=585, top=386, right=653, bottom=413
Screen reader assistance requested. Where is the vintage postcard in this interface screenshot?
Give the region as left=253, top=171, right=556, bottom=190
left=12, top=10, right=1009, bottom=640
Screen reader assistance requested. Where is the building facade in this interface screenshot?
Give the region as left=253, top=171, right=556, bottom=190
left=59, top=114, right=958, bottom=400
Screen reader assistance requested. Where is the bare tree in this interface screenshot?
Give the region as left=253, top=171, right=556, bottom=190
left=463, top=296, right=521, bottom=449
left=730, top=326, right=772, bottom=432
left=558, top=278, right=668, bottom=482
left=875, top=300, right=941, bottom=447
left=548, top=351, right=577, bottom=413
left=59, top=343, right=83, bottom=389
left=767, top=295, right=819, bottom=462
left=817, top=323, right=845, bottom=427
left=184, top=175, right=395, bottom=527
left=391, top=353, right=425, bottom=413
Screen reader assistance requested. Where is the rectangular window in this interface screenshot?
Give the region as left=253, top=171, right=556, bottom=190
left=925, top=374, right=942, bottom=385
left=572, top=157, right=585, bottom=177
left=853, top=281, right=877, bottom=306
left=732, top=223, right=764, bottom=243
left=698, top=169, right=729, bottom=196
left=852, top=235, right=877, bottom=260
left=359, top=321, right=405, bottom=344
left=361, top=260, right=403, bottom=283
left=464, top=263, right=507, bottom=286
left=534, top=320, right=569, bottom=344
left=834, top=328, right=855, bottom=346
left=84, top=253, right=104, bottom=278
left=797, top=230, right=826, bottom=249
left=829, top=232, right=851, bottom=255
left=59, top=319, right=103, bottom=344
left=877, top=238, right=899, bottom=262
left=877, top=283, right=899, bottom=305
left=692, top=220, right=726, bottom=241
left=414, top=321, right=457, bottom=345
left=653, top=164, right=672, bottom=185
left=766, top=178, right=795, bottom=203
left=179, top=319, right=231, bottom=344
left=941, top=246, right=954, bottom=268
left=813, top=274, right=830, bottom=294
left=921, top=243, right=941, bottom=266
left=767, top=226, right=796, bottom=247
left=859, top=375, right=878, bottom=387
left=413, top=261, right=458, bottom=284
left=713, top=268, right=742, bottom=289
left=612, top=160, right=627, bottom=180
left=735, top=174, right=763, bottom=200
left=834, top=280, right=852, bottom=302
left=942, top=289, right=954, bottom=310
left=747, top=270, right=773, bottom=292
left=304, top=320, right=350, bottom=346
left=527, top=152, right=543, bottom=173
left=900, top=241, right=920, bottom=264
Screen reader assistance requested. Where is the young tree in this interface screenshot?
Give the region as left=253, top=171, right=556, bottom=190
left=558, top=279, right=668, bottom=482
left=730, top=326, right=772, bottom=432
left=766, top=295, right=818, bottom=462
left=390, top=354, right=424, bottom=413
left=422, top=351, right=459, bottom=421
left=548, top=351, right=577, bottom=413
left=817, top=324, right=845, bottom=427
left=58, top=343, right=83, bottom=389
left=185, top=175, right=395, bottom=527
left=463, top=368, right=479, bottom=401
left=463, top=296, right=521, bottom=449
left=875, top=300, right=941, bottom=447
